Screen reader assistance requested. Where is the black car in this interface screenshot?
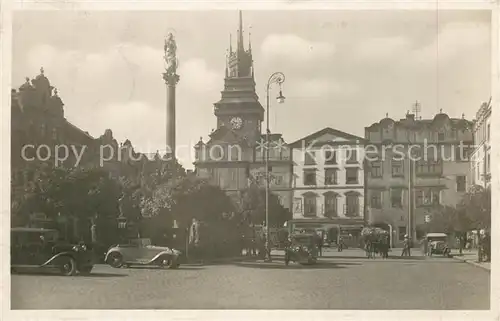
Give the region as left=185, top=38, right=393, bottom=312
left=11, top=227, right=94, bottom=276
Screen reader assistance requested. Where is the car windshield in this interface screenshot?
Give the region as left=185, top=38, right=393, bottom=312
left=292, top=236, right=313, bottom=245
left=428, top=237, right=446, bottom=242
left=131, top=238, right=152, bottom=246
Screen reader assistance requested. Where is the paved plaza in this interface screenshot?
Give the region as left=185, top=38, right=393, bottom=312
left=11, top=249, right=490, bottom=310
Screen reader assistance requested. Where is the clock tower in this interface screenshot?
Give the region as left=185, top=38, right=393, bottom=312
left=194, top=10, right=294, bottom=213
left=214, top=10, right=264, bottom=144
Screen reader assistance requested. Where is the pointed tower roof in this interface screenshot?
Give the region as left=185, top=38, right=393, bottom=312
left=237, top=10, right=244, bottom=53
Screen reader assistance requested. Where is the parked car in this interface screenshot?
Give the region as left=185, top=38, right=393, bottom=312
left=284, top=233, right=318, bottom=265
left=105, top=238, right=181, bottom=269
left=424, top=233, right=451, bottom=257
left=11, top=227, right=94, bottom=276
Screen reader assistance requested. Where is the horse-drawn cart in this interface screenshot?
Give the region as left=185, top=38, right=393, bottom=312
left=361, top=227, right=390, bottom=258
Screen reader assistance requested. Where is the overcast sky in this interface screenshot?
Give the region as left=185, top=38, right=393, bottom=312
left=12, top=10, right=491, bottom=168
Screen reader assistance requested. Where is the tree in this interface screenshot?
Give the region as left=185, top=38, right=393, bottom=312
left=237, top=183, right=292, bottom=227
left=459, top=185, right=491, bottom=229
left=142, top=176, right=235, bottom=228
left=426, top=205, right=469, bottom=233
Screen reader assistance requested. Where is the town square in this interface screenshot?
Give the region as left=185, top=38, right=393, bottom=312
left=8, top=9, right=493, bottom=310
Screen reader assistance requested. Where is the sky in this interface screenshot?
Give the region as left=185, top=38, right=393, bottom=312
left=12, top=10, right=492, bottom=169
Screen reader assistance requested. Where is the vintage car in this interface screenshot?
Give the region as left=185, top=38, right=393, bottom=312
left=424, top=233, right=451, bottom=257
left=105, top=238, right=181, bottom=269
left=284, top=233, right=318, bottom=265
left=11, top=227, right=94, bottom=276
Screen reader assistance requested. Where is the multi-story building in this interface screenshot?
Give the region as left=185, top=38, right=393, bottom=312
left=365, top=111, right=473, bottom=246
left=470, top=99, right=491, bottom=189
left=287, top=127, right=366, bottom=243
left=194, top=12, right=293, bottom=213
left=10, top=68, right=165, bottom=236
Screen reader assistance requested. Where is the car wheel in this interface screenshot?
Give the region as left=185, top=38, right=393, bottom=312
left=107, top=252, right=124, bottom=268
left=168, top=258, right=179, bottom=269
left=79, top=266, right=93, bottom=275
left=59, top=256, right=77, bottom=276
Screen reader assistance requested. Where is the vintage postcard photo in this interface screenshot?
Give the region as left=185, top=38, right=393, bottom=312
left=5, top=7, right=495, bottom=313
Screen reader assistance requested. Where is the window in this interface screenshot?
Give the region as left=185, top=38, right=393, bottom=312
left=52, top=128, right=57, bottom=140
left=370, top=161, right=383, bottom=178
left=390, top=188, right=403, bottom=208
left=324, top=168, right=338, bottom=185
left=487, top=154, right=491, bottom=173
left=303, top=170, right=316, bottom=186
left=438, top=132, right=445, bottom=141
left=487, top=124, right=490, bottom=141
left=456, top=175, right=466, bottom=192
left=416, top=189, right=440, bottom=207
left=455, top=147, right=464, bottom=162
left=346, top=149, right=358, bottom=164
left=346, top=168, right=358, bottom=184
left=324, top=193, right=338, bottom=217
left=273, top=175, right=283, bottom=186
left=230, top=169, right=238, bottom=187
left=391, top=160, right=404, bottom=177
left=345, top=193, right=360, bottom=216
left=293, top=198, right=302, bottom=214
left=370, top=190, right=382, bottom=209
left=416, top=158, right=442, bottom=176
left=324, top=150, right=337, bottom=164
left=304, top=151, right=316, bottom=165
left=40, top=124, right=46, bottom=136
left=303, top=195, right=317, bottom=217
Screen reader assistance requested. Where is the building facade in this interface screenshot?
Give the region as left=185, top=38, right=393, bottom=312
left=470, top=99, right=491, bottom=189
left=365, top=112, right=473, bottom=246
left=287, top=128, right=366, bottom=240
left=193, top=12, right=293, bottom=212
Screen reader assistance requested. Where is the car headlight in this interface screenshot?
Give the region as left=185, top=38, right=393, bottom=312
left=72, top=246, right=80, bottom=252
left=80, top=244, right=87, bottom=251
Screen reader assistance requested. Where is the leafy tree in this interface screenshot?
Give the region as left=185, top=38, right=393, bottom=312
left=237, top=183, right=292, bottom=227
left=143, top=176, right=235, bottom=226
left=459, top=185, right=491, bottom=229
left=426, top=205, right=470, bottom=233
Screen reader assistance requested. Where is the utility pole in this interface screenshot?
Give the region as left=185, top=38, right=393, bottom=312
left=407, top=155, right=414, bottom=246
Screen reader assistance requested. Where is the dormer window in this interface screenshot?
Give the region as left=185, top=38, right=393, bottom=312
left=438, top=132, right=445, bottom=142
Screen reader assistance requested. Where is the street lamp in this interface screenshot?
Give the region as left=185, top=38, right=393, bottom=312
left=264, top=71, right=286, bottom=262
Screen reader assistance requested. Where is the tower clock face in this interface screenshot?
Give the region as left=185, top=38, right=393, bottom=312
left=230, top=117, right=243, bottom=130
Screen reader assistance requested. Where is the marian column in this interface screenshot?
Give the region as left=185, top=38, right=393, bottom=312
left=162, top=33, right=180, bottom=160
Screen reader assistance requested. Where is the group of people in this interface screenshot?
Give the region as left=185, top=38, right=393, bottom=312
left=364, top=234, right=391, bottom=259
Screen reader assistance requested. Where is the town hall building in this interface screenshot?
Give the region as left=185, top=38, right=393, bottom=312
left=193, top=12, right=293, bottom=212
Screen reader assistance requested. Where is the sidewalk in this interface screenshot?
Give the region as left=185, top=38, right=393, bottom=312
left=450, top=250, right=491, bottom=271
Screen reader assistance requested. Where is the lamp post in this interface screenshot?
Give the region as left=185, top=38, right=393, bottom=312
left=264, top=72, right=286, bottom=262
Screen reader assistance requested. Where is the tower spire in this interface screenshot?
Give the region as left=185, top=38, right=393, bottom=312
left=229, top=33, right=233, bottom=54
left=237, top=10, right=244, bottom=52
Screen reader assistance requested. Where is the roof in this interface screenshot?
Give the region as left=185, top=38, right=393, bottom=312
left=366, top=114, right=473, bottom=131
left=288, top=127, right=366, bottom=148
left=426, top=233, right=447, bottom=237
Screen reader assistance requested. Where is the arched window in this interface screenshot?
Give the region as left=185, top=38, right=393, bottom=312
left=345, top=191, right=361, bottom=217
left=323, top=191, right=338, bottom=217
left=302, top=192, right=318, bottom=217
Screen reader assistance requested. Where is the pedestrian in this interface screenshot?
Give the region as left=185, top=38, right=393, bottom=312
left=401, top=235, right=411, bottom=257
left=316, top=233, right=323, bottom=257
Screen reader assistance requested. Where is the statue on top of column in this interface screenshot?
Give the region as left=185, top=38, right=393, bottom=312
left=163, top=33, right=178, bottom=76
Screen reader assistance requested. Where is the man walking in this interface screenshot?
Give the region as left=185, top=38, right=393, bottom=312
left=401, top=235, right=411, bottom=257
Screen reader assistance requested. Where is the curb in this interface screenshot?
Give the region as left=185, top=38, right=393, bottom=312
left=182, top=256, right=259, bottom=266
left=452, top=256, right=491, bottom=271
